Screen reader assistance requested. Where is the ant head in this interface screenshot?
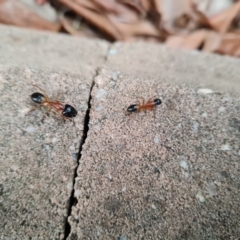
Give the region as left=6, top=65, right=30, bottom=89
left=31, top=92, right=45, bottom=104
left=62, top=104, right=77, bottom=118
left=154, top=98, right=162, bottom=105
left=127, top=104, right=138, bottom=113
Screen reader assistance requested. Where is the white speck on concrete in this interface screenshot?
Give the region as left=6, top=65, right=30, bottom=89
left=51, top=137, right=58, bottom=144
left=96, top=226, right=103, bottom=236
left=119, top=236, right=127, bottom=240
left=74, top=190, right=82, bottom=197
left=193, top=122, right=199, bottom=133
left=238, top=150, right=240, bottom=155
left=184, top=172, right=189, bottom=179
left=26, top=125, right=36, bottom=133
left=202, top=112, right=208, bottom=118
left=196, top=191, right=205, bottom=203
left=218, top=106, right=225, bottom=113
left=20, top=107, right=31, bottom=116
left=220, top=144, right=231, bottom=151
left=197, top=88, right=214, bottom=94
left=122, top=186, right=126, bottom=192
left=69, top=145, right=75, bottom=151
left=79, top=103, right=88, bottom=111
left=151, top=204, right=157, bottom=209
left=96, top=89, right=107, bottom=99
left=116, top=144, right=122, bottom=149
left=154, top=136, right=159, bottom=144
left=67, top=182, right=73, bottom=190
left=95, top=76, right=105, bottom=86
left=180, top=160, right=188, bottom=169
left=96, top=105, right=104, bottom=111
left=108, top=48, right=118, bottom=56
left=108, top=173, right=112, bottom=180
left=10, top=165, right=19, bottom=171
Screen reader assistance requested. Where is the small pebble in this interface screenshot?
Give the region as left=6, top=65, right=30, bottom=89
left=197, top=88, right=213, bottom=94
left=180, top=160, right=188, bottom=170
left=218, top=106, right=225, bottom=113
left=51, top=137, right=58, bottom=144
left=220, top=144, right=231, bottom=151
left=154, top=136, right=159, bottom=144
left=193, top=122, right=199, bottom=133
left=74, top=190, right=82, bottom=197
left=108, top=48, right=118, bottom=56
left=96, top=105, right=104, bottom=111
left=119, top=236, right=127, bottom=240
left=202, top=112, right=208, bottom=118
left=26, top=125, right=36, bottom=133
left=96, top=89, right=107, bottom=99
left=95, top=76, right=105, bottom=86
left=196, top=191, right=205, bottom=203
left=151, top=204, right=157, bottom=209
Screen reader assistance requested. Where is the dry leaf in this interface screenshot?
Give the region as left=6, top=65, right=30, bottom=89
left=0, top=0, right=60, bottom=31
left=209, top=1, right=240, bottom=33
left=217, top=33, right=240, bottom=57
left=59, top=0, right=123, bottom=40
left=202, top=30, right=221, bottom=53
left=166, top=29, right=207, bottom=50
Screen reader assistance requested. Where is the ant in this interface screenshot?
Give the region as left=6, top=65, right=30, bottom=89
left=127, top=97, right=162, bottom=116
left=30, top=85, right=77, bottom=120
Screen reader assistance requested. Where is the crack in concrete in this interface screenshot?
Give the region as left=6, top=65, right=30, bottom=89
left=64, top=44, right=112, bottom=239
left=63, top=76, right=95, bottom=239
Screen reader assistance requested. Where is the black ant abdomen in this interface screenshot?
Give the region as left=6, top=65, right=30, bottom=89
left=62, top=104, right=77, bottom=118
left=154, top=98, right=162, bottom=105
left=127, top=104, right=138, bottom=113
left=31, top=92, right=45, bottom=104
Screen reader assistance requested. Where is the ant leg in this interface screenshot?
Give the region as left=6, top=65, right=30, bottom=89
left=138, top=97, right=145, bottom=105
left=54, top=109, right=72, bottom=122
left=153, top=107, right=156, bottom=118
left=55, top=92, right=65, bottom=102
left=146, top=96, right=156, bottom=103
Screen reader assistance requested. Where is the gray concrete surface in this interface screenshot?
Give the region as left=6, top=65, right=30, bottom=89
left=106, top=42, right=240, bottom=93
left=0, top=25, right=240, bottom=240
left=0, top=70, right=87, bottom=240
left=0, top=26, right=108, bottom=240
left=68, top=69, right=240, bottom=239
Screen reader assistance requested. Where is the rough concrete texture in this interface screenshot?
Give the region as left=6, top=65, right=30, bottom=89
left=0, top=68, right=91, bottom=239
left=0, top=24, right=109, bottom=76
left=106, top=42, right=240, bottom=94
left=1, top=25, right=240, bottom=240
left=68, top=69, right=240, bottom=239
left=0, top=25, right=109, bottom=240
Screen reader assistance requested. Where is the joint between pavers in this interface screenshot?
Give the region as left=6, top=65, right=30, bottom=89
left=64, top=42, right=112, bottom=238
left=63, top=67, right=100, bottom=239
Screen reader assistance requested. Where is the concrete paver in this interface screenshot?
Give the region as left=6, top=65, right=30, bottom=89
left=106, top=42, right=240, bottom=93
left=0, top=24, right=109, bottom=76
left=0, top=70, right=86, bottom=239
left=0, top=26, right=108, bottom=240
left=1, top=25, right=240, bottom=240
left=68, top=59, right=240, bottom=238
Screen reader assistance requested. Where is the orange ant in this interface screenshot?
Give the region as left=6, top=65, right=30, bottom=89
left=30, top=85, right=77, bottom=120
left=127, top=97, right=162, bottom=115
